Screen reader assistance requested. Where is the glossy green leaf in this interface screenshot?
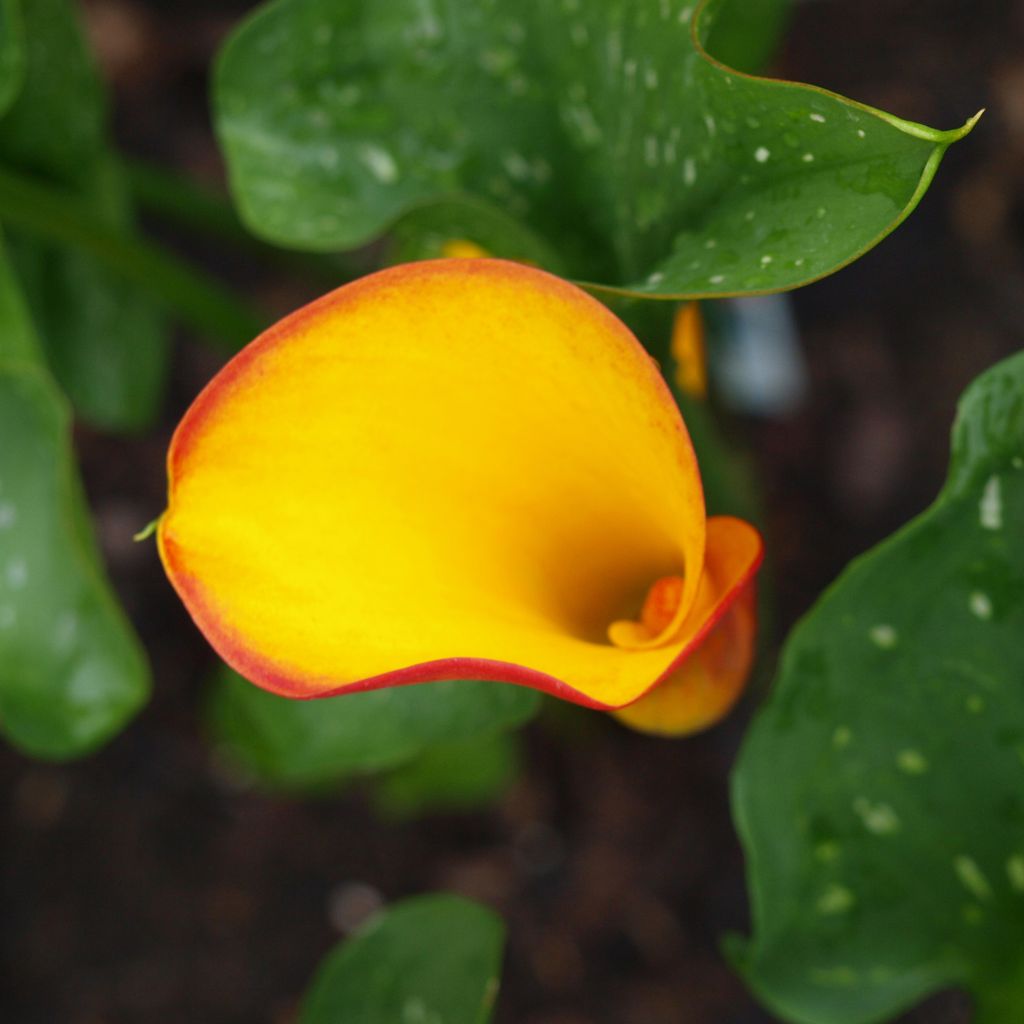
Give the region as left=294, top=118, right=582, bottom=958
left=300, top=894, right=504, bottom=1024
left=208, top=667, right=539, bottom=792
left=0, top=0, right=167, bottom=431
left=0, top=0, right=25, bottom=119
left=731, top=350, right=1024, bottom=1024
left=0, top=363, right=150, bottom=757
left=372, top=731, right=520, bottom=819
left=0, top=237, right=149, bottom=757
left=215, top=0, right=974, bottom=297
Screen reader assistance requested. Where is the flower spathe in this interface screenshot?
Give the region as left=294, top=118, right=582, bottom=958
left=158, top=259, right=763, bottom=735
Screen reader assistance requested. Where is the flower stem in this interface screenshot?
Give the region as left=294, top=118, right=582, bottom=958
left=0, top=164, right=265, bottom=350
left=122, top=157, right=258, bottom=250
left=122, top=157, right=369, bottom=285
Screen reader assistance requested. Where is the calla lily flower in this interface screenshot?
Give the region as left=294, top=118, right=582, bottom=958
left=158, top=259, right=763, bottom=735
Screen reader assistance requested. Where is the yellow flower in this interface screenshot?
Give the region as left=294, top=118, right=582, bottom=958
left=158, top=259, right=762, bottom=735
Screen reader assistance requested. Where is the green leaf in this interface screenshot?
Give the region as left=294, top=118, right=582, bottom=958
left=0, top=225, right=38, bottom=363
left=300, top=894, right=504, bottom=1024
left=0, top=0, right=26, bottom=119
left=702, top=0, right=791, bottom=75
left=208, top=667, right=540, bottom=792
left=372, top=731, right=520, bottom=819
left=0, top=0, right=104, bottom=183
left=0, top=0, right=167, bottom=431
left=215, top=0, right=975, bottom=297
left=0, top=362, right=150, bottom=757
left=0, top=231, right=149, bottom=758
left=731, top=350, right=1024, bottom=1024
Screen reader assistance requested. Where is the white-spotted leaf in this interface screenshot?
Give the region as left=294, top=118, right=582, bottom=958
left=732, top=350, right=1024, bottom=1023
left=215, top=0, right=975, bottom=297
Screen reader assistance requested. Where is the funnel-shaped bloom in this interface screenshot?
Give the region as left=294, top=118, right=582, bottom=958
left=158, top=259, right=762, bottom=734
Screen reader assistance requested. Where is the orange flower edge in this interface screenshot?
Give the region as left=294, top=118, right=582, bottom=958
left=158, top=258, right=763, bottom=730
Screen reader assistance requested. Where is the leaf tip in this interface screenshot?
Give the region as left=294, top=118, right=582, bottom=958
left=955, top=108, right=986, bottom=140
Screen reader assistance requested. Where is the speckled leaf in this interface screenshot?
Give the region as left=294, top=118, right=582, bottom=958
left=0, top=0, right=167, bottom=431
left=300, top=894, right=504, bottom=1024
left=731, top=350, right=1024, bottom=1024
left=372, top=731, right=520, bottom=819
left=215, top=0, right=973, bottom=297
left=0, top=242, right=149, bottom=758
left=208, top=666, right=539, bottom=792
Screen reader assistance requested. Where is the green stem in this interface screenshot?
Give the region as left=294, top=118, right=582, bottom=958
left=122, top=157, right=368, bottom=285
left=123, top=158, right=257, bottom=249
left=0, top=165, right=265, bottom=350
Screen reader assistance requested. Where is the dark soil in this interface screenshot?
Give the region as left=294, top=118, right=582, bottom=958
left=3, top=1, right=1017, bottom=1021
